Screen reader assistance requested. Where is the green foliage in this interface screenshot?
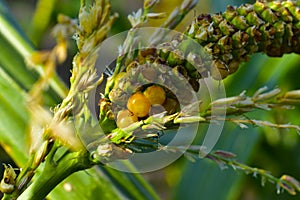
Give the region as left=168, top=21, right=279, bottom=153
left=1, top=0, right=300, bottom=199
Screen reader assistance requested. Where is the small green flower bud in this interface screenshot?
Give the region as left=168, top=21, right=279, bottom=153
left=283, top=1, right=300, bottom=20
left=194, top=27, right=208, bottom=43
left=212, top=13, right=223, bottom=24
left=246, top=11, right=264, bottom=26
left=231, top=15, right=248, bottom=30
left=218, top=35, right=232, bottom=52
left=158, top=43, right=173, bottom=60
left=253, top=1, right=266, bottom=14
left=185, top=53, right=198, bottom=72
left=261, top=8, right=278, bottom=23
left=273, top=21, right=285, bottom=37
left=167, top=49, right=185, bottom=66
left=237, top=3, right=253, bottom=16
left=223, top=5, right=237, bottom=21
left=219, top=19, right=235, bottom=35
left=232, top=30, right=246, bottom=48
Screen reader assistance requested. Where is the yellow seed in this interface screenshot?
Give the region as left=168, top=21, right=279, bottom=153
left=116, top=110, right=138, bottom=128
left=144, top=85, right=166, bottom=105
left=127, top=92, right=151, bottom=117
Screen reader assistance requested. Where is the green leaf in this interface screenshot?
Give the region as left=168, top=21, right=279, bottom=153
left=99, top=165, right=160, bottom=200
left=0, top=67, right=29, bottom=165
left=29, top=0, right=57, bottom=46
left=174, top=124, right=260, bottom=200
left=0, top=0, right=67, bottom=100
left=0, top=26, right=62, bottom=106
left=50, top=169, right=122, bottom=200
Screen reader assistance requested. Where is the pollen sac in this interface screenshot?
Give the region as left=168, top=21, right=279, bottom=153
left=127, top=92, right=151, bottom=118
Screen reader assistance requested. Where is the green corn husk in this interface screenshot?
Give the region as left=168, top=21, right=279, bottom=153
left=185, top=0, right=300, bottom=79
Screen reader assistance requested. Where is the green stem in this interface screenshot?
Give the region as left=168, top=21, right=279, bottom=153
left=15, top=150, right=93, bottom=200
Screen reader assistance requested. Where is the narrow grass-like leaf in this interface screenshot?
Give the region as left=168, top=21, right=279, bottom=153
left=0, top=67, right=29, bottom=165
left=29, top=0, right=57, bottom=45
left=0, top=0, right=67, bottom=99
left=99, top=164, right=160, bottom=200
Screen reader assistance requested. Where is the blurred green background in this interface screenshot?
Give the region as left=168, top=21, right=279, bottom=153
left=1, top=0, right=300, bottom=199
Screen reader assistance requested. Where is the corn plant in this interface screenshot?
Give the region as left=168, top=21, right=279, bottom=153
left=0, top=0, right=300, bottom=199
